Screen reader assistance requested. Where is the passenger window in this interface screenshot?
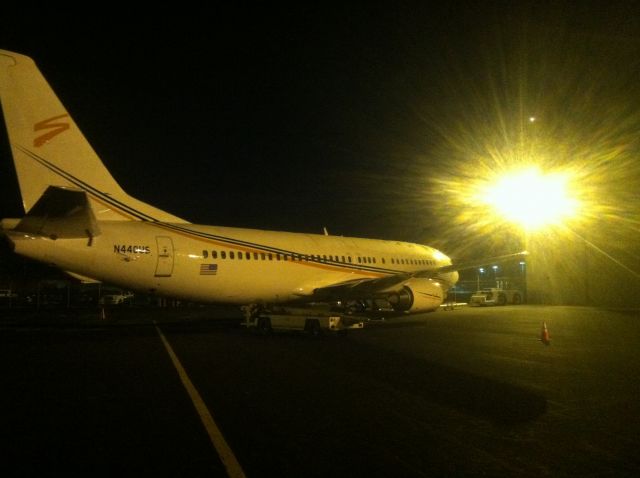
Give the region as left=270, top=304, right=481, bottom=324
left=221, top=251, right=227, bottom=259
left=245, top=252, right=250, bottom=260
left=230, top=251, right=235, bottom=259
left=268, top=253, right=273, bottom=260
left=261, top=253, right=266, bottom=260
left=348, top=256, right=352, bottom=263
left=212, top=251, right=218, bottom=259
left=203, top=250, right=208, bottom=259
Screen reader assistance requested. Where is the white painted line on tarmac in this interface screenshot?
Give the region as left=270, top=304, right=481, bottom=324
left=154, top=322, right=246, bottom=478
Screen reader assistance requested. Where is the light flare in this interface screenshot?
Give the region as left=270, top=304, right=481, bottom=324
left=477, top=167, right=580, bottom=231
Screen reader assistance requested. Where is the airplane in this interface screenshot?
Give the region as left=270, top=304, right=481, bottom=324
left=0, top=49, right=522, bottom=319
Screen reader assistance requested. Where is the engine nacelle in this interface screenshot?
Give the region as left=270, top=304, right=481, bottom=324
left=387, top=278, right=444, bottom=314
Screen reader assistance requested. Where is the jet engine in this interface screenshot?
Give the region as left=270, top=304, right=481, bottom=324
left=386, top=278, right=444, bottom=314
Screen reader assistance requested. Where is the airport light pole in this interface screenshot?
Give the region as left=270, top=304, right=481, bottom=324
left=519, top=260, right=527, bottom=303
left=477, top=267, right=485, bottom=291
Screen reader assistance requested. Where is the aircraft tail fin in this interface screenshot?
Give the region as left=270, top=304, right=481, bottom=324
left=0, top=50, right=186, bottom=223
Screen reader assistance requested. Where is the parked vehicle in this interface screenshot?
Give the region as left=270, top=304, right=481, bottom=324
left=469, top=287, right=522, bottom=306
left=99, top=291, right=134, bottom=306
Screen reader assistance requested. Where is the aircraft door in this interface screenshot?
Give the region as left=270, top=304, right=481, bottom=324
left=155, top=236, right=174, bottom=277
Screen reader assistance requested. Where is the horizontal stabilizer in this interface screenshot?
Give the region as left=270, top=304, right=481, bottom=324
left=15, top=186, right=101, bottom=239
left=0, top=218, right=21, bottom=231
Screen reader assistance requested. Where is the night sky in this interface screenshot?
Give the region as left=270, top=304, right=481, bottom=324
left=1, top=3, right=639, bottom=263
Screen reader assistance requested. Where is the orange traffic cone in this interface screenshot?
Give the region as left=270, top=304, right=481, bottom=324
left=540, top=321, right=551, bottom=345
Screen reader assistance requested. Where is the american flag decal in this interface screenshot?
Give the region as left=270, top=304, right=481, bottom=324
left=200, top=263, right=218, bottom=275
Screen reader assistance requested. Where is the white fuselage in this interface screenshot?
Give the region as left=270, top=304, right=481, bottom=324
left=9, top=221, right=458, bottom=305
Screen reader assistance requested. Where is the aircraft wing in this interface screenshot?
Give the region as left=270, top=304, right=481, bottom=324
left=311, top=272, right=414, bottom=300
left=310, top=250, right=528, bottom=300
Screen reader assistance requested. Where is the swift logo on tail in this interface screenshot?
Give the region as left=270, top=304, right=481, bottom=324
left=33, top=114, right=69, bottom=147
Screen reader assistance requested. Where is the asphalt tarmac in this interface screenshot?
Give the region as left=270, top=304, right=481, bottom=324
left=1, top=305, right=638, bottom=477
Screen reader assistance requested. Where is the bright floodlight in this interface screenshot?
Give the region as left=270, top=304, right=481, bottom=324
left=480, top=167, right=580, bottom=231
